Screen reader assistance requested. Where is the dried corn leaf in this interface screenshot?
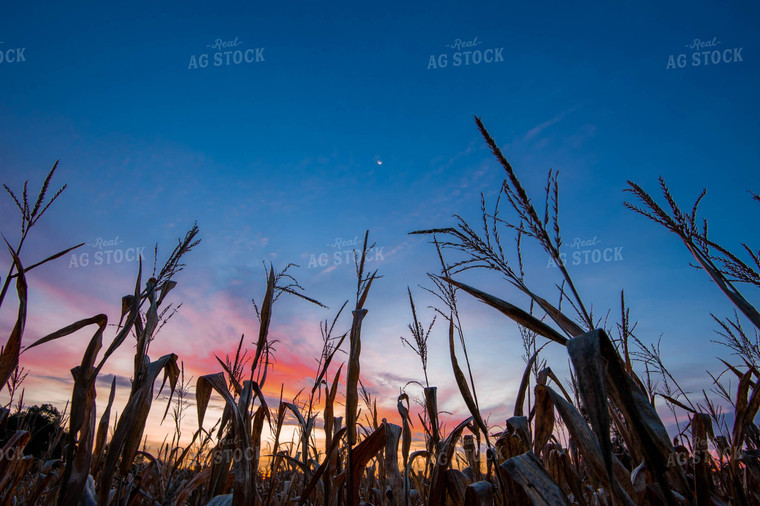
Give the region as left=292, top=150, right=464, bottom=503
left=404, top=450, right=430, bottom=506
left=445, top=468, right=470, bottom=506
left=385, top=422, right=404, bottom=504
left=397, top=394, right=412, bottom=454
left=428, top=416, right=473, bottom=506
left=506, top=416, right=531, bottom=449
left=449, top=320, right=489, bottom=439
left=207, top=495, right=233, bottom=506
left=0, top=430, right=29, bottom=484
left=439, top=277, right=567, bottom=345
left=464, top=481, right=494, bottom=506
left=533, top=385, right=554, bottom=455
left=567, top=330, right=614, bottom=489
left=682, top=241, right=760, bottom=331
left=514, top=343, right=549, bottom=417
left=733, top=370, right=753, bottom=444
left=249, top=405, right=267, bottom=494
left=119, top=354, right=179, bottom=475
left=98, top=354, right=180, bottom=504
left=350, top=422, right=387, bottom=505
left=0, top=245, right=26, bottom=391
left=539, top=385, right=635, bottom=505
left=22, top=314, right=106, bottom=354
left=0, top=455, right=32, bottom=506
left=57, top=316, right=108, bottom=504
left=732, top=369, right=760, bottom=456
left=595, top=329, right=691, bottom=504
left=174, top=466, right=212, bottom=505
left=60, top=364, right=98, bottom=505
left=251, top=266, right=275, bottom=376
left=424, top=386, right=440, bottom=449
left=94, top=263, right=142, bottom=375
left=719, top=358, right=748, bottom=383
left=324, top=364, right=343, bottom=455
left=298, top=426, right=348, bottom=505
left=311, top=326, right=347, bottom=394
left=346, top=308, right=368, bottom=446
left=195, top=372, right=252, bottom=506
left=91, top=376, right=116, bottom=475
left=499, top=451, right=570, bottom=506
left=11, top=242, right=84, bottom=278
left=658, top=393, right=696, bottom=415
left=534, top=295, right=585, bottom=337
left=357, top=270, right=378, bottom=311
left=157, top=280, right=177, bottom=306
left=692, top=413, right=713, bottom=504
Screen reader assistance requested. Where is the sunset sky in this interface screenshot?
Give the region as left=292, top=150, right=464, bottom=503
left=1, top=0, right=759, bottom=451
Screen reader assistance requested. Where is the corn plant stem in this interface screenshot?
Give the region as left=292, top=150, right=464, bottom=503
left=454, top=312, right=481, bottom=412
left=0, top=232, right=29, bottom=310
left=685, top=239, right=760, bottom=331
left=439, top=248, right=483, bottom=416
left=475, top=116, right=593, bottom=329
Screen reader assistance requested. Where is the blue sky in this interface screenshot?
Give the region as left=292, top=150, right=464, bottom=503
left=1, top=0, right=759, bottom=445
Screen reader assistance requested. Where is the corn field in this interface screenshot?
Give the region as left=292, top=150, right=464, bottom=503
left=1, top=117, right=759, bottom=505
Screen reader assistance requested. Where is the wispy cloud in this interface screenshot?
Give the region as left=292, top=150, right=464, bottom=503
left=524, top=111, right=568, bottom=141
left=523, top=104, right=581, bottom=143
